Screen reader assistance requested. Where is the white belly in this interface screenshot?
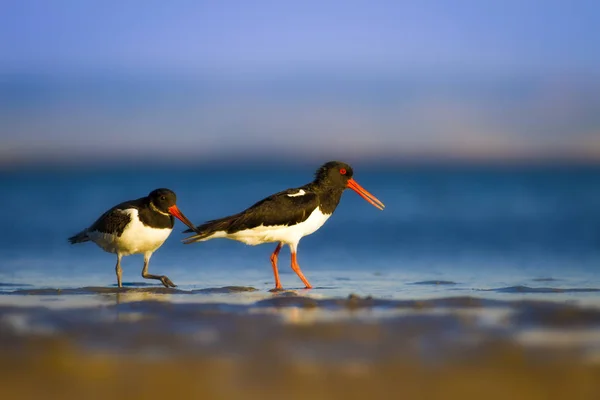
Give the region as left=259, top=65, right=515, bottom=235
left=211, top=207, right=331, bottom=246
left=88, top=209, right=172, bottom=256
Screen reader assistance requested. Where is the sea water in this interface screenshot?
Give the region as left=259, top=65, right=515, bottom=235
left=1, top=163, right=599, bottom=304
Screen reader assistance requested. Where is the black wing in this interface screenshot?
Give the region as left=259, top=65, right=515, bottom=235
left=226, top=187, right=319, bottom=231
left=183, top=187, right=319, bottom=240
left=89, top=197, right=149, bottom=236
left=87, top=207, right=132, bottom=237
left=68, top=198, right=144, bottom=244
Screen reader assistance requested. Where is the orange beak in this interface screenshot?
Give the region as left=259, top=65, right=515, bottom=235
left=347, top=178, right=385, bottom=210
left=168, top=205, right=198, bottom=231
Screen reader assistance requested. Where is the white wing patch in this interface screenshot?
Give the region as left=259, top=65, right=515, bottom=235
left=287, top=190, right=306, bottom=197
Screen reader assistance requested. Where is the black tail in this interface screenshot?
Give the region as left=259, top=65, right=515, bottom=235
left=68, top=230, right=90, bottom=244
left=182, top=214, right=241, bottom=244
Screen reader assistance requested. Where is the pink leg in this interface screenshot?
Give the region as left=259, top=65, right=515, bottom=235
left=270, top=242, right=283, bottom=290
left=291, top=252, right=312, bottom=289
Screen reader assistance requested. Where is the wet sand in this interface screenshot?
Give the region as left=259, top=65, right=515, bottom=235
left=1, top=287, right=600, bottom=399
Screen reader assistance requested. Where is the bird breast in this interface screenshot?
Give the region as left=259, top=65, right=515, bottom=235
left=89, top=209, right=173, bottom=255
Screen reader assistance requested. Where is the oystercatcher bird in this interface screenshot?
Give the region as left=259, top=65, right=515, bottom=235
left=183, top=161, right=384, bottom=290
left=68, top=188, right=197, bottom=288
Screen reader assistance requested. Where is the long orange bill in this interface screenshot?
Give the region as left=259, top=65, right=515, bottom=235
left=347, top=178, right=385, bottom=210
left=168, top=205, right=199, bottom=232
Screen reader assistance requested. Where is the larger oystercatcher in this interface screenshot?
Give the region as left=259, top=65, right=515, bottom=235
left=183, top=161, right=384, bottom=290
left=69, top=188, right=197, bottom=288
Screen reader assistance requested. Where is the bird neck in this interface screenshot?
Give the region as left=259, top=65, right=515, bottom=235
left=138, top=200, right=174, bottom=229
left=309, top=181, right=345, bottom=215
left=149, top=201, right=170, bottom=216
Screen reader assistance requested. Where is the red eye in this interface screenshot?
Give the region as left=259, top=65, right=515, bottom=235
left=340, top=168, right=347, bottom=175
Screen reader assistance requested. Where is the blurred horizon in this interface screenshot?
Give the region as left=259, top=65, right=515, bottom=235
left=1, top=0, right=599, bottom=166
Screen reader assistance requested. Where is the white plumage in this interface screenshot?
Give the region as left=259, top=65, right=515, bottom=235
left=287, top=190, right=306, bottom=197
left=87, top=209, right=172, bottom=256
left=193, top=207, right=331, bottom=249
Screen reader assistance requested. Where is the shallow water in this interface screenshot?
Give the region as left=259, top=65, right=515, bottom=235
left=2, top=290, right=600, bottom=399
left=1, top=163, right=599, bottom=303
left=1, top=164, right=600, bottom=399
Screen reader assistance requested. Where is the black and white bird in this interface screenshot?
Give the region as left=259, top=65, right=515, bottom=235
left=183, top=161, right=384, bottom=290
left=69, top=188, right=197, bottom=288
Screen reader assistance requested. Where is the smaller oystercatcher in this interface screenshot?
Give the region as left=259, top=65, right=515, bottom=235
left=183, top=161, right=384, bottom=290
left=69, top=188, right=197, bottom=288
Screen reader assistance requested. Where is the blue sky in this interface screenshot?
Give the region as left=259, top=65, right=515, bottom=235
left=1, top=0, right=600, bottom=163
left=3, top=0, right=599, bottom=75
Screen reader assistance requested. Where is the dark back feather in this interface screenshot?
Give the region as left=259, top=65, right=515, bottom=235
left=184, top=187, right=322, bottom=239
left=68, top=196, right=174, bottom=244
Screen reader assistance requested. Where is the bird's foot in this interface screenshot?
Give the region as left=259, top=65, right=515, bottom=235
left=160, top=276, right=177, bottom=288
left=269, top=286, right=284, bottom=293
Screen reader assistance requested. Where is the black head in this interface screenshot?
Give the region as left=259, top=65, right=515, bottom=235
left=313, top=161, right=385, bottom=210
left=148, top=188, right=177, bottom=213
left=314, top=161, right=354, bottom=189
left=147, top=188, right=198, bottom=231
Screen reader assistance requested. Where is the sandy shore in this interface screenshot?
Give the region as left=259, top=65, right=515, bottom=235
left=1, top=288, right=600, bottom=399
